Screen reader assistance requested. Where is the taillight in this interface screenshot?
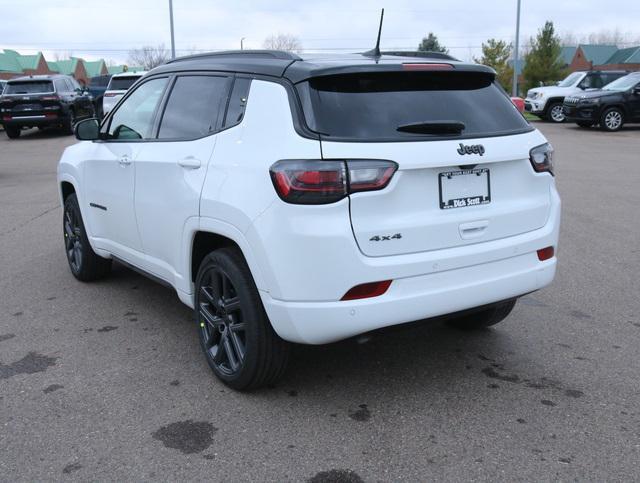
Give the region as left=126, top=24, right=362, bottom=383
left=341, top=280, right=392, bottom=301
left=529, top=143, right=554, bottom=175
left=104, top=92, right=119, bottom=97
left=270, top=159, right=397, bottom=205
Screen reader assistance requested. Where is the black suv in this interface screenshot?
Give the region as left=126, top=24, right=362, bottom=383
left=563, top=72, right=640, bottom=131
left=87, top=74, right=112, bottom=119
left=0, top=74, right=95, bottom=139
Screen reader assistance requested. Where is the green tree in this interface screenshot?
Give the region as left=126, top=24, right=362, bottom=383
left=417, top=33, right=448, bottom=54
left=474, top=39, right=514, bottom=91
left=522, top=21, right=566, bottom=92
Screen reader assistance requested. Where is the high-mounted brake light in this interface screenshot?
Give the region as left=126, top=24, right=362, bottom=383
left=341, top=280, right=392, bottom=301
left=529, top=143, right=554, bottom=175
left=270, top=159, right=397, bottom=205
left=402, top=63, right=454, bottom=71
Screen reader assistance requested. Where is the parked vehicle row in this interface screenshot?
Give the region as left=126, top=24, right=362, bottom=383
left=525, top=70, right=629, bottom=123
left=563, top=72, right=640, bottom=131
left=0, top=74, right=95, bottom=138
left=59, top=50, right=560, bottom=390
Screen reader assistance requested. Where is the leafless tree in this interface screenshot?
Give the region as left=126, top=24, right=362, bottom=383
left=263, top=34, right=302, bottom=53
left=127, top=44, right=171, bottom=70
left=53, top=51, right=74, bottom=61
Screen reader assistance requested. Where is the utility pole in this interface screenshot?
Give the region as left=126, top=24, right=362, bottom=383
left=169, top=0, right=176, bottom=59
left=512, top=0, right=522, bottom=96
left=241, top=38, right=246, bottom=50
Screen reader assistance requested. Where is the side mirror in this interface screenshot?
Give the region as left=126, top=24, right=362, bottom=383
left=75, top=118, right=101, bottom=141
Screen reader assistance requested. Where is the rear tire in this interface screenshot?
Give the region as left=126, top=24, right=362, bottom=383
left=62, top=110, right=75, bottom=135
left=445, top=299, right=517, bottom=330
left=5, top=126, right=21, bottom=139
left=195, top=247, right=290, bottom=391
left=545, top=102, right=565, bottom=123
left=600, top=107, right=624, bottom=132
left=63, top=193, right=112, bottom=281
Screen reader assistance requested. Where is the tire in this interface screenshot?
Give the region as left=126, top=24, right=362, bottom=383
left=63, top=193, right=112, bottom=281
left=576, top=121, right=594, bottom=128
left=445, top=299, right=517, bottom=330
left=62, top=110, right=76, bottom=135
left=600, top=107, right=624, bottom=132
left=5, top=126, right=21, bottom=139
left=195, top=247, right=290, bottom=390
left=545, top=102, right=565, bottom=123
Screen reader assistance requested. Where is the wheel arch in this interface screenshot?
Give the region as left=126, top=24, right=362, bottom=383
left=544, top=97, right=565, bottom=113
left=189, top=218, right=268, bottom=295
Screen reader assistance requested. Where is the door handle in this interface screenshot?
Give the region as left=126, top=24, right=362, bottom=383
left=177, top=157, right=201, bottom=169
left=118, top=154, right=132, bottom=166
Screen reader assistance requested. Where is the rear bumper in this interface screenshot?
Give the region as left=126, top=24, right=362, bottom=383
left=1, top=113, right=63, bottom=127
left=261, top=188, right=561, bottom=344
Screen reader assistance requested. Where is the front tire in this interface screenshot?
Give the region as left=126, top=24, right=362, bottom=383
left=195, top=247, right=289, bottom=390
left=62, top=110, right=76, bottom=135
left=5, top=126, right=21, bottom=139
left=545, top=102, right=565, bottom=123
left=63, top=193, right=112, bottom=281
left=600, top=107, right=624, bottom=132
left=445, top=299, right=517, bottom=330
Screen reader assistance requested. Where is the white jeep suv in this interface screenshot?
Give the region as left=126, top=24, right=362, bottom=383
left=525, top=70, right=628, bottom=122
left=58, top=51, right=560, bottom=390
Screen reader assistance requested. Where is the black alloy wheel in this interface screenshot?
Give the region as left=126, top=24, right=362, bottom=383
left=62, top=193, right=112, bottom=281
left=64, top=202, right=83, bottom=274
left=198, top=266, right=247, bottom=377
left=195, top=248, right=289, bottom=390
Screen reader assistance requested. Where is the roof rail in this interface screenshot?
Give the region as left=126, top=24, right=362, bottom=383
left=166, top=50, right=302, bottom=64
left=381, top=51, right=459, bottom=61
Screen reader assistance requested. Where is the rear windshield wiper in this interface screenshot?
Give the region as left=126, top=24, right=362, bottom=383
left=396, top=121, right=465, bottom=135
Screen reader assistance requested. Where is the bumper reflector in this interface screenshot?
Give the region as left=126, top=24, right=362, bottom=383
left=537, top=246, right=555, bottom=261
left=341, top=280, right=392, bottom=301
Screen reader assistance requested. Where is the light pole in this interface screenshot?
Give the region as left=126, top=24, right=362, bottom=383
left=241, top=38, right=246, bottom=50
left=169, top=0, right=176, bottom=59
left=512, top=0, right=522, bottom=96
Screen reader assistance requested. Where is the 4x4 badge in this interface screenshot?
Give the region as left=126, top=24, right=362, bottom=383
left=457, top=143, right=485, bottom=156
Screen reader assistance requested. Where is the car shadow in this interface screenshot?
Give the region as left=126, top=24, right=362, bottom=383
left=8, top=127, right=73, bottom=141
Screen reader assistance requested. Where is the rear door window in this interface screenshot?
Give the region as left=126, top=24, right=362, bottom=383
left=5, top=81, right=54, bottom=94
left=296, top=71, right=531, bottom=141
left=157, top=75, right=231, bottom=139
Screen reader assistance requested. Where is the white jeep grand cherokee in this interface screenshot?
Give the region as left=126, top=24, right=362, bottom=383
left=58, top=51, right=560, bottom=390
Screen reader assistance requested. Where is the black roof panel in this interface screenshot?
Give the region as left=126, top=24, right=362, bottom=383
left=149, top=50, right=496, bottom=83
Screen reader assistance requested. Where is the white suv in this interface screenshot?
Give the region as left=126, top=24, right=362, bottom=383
left=101, top=71, right=146, bottom=116
left=525, top=70, right=628, bottom=122
left=58, top=51, right=560, bottom=390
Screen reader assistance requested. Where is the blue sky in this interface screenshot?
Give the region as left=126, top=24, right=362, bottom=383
left=1, top=0, right=638, bottom=63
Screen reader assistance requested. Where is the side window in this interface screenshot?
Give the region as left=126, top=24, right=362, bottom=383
left=66, top=79, right=77, bottom=92
left=54, top=79, right=67, bottom=93
left=108, top=77, right=168, bottom=140
left=223, top=78, right=251, bottom=128
left=157, top=75, right=230, bottom=139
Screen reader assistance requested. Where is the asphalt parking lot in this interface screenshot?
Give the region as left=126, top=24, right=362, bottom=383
left=1, top=122, right=639, bottom=482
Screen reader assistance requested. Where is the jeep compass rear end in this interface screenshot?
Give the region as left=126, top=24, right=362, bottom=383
left=58, top=51, right=560, bottom=390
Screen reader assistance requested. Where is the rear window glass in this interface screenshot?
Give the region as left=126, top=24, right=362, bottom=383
left=5, top=81, right=54, bottom=94
left=296, top=71, right=531, bottom=141
left=108, top=76, right=141, bottom=91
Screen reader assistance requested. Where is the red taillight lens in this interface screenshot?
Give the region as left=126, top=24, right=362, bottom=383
left=341, top=280, right=392, bottom=301
left=270, top=159, right=397, bottom=205
left=537, top=246, right=555, bottom=261
left=402, top=63, right=454, bottom=71
left=104, top=92, right=119, bottom=97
